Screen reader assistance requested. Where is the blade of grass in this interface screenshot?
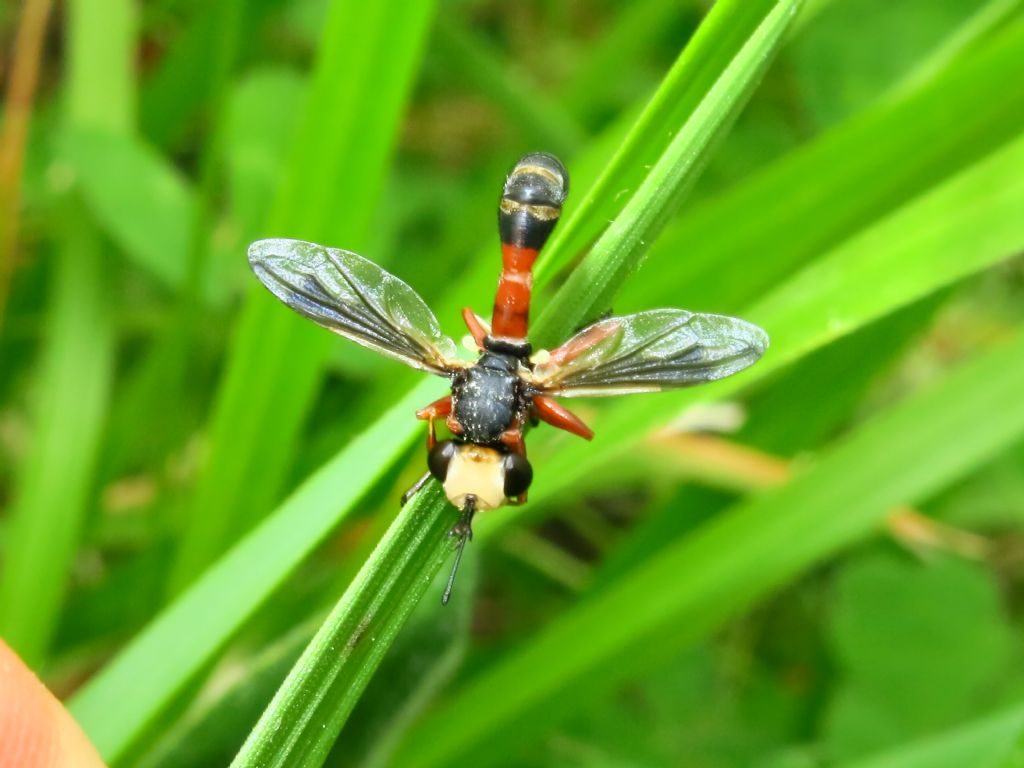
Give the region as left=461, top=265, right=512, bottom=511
left=0, top=0, right=131, bottom=666
left=839, top=704, right=1024, bottom=768
left=95, top=0, right=246, bottom=500
left=561, top=0, right=693, bottom=122
left=138, top=0, right=274, bottom=148
left=69, top=377, right=445, bottom=763
left=533, top=0, right=795, bottom=295
left=223, top=69, right=306, bottom=248
left=392, top=325, right=1024, bottom=768
left=229, top=482, right=452, bottom=767
left=140, top=619, right=320, bottom=768
left=335, top=562, right=474, bottom=768
left=532, top=0, right=803, bottom=347
left=59, top=126, right=195, bottom=291
left=63, top=0, right=135, bottom=133
left=886, top=0, right=1021, bottom=99
left=0, top=0, right=54, bottom=331
left=0, top=207, right=114, bottom=666
left=134, top=498, right=470, bottom=768
left=169, top=0, right=438, bottom=592
left=618, top=20, right=1024, bottom=316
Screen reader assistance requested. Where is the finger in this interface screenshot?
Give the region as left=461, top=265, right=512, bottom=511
left=0, top=640, right=106, bottom=768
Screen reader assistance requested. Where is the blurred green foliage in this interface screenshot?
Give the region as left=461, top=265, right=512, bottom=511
left=1, top=0, right=1024, bottom=766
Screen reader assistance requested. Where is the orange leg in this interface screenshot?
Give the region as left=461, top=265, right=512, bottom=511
left=462, top=308, right=488, bottom=350
left=446, top=413, right=463, bottom=436
left=532, top=395, right=594, bottom=441
left=416, top=395, right=452, bottom=449
left=499, top=426, right=526, bottom=456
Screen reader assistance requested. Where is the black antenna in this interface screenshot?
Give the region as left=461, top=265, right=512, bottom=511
left=442, top=496, right=476, bottom=605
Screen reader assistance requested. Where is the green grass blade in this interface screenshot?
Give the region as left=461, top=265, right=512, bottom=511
left=749, top=139, right=1024, bottom=359
left=0, top=0, right=131, bottom=667
left=139, top=620, right=319, bottom=768
left=139, top=0, right=265, bottom=147
left=223, top=69, right=307, bottom=246
left=169, top=0, right=438, bottom=591
left=532, top=0, right=802, bottom=347
left=229, top=483, right=452, bottom=768
left=60, top=126, right=195, bottom=291
left=334, top=568, right=475, bottom=768
left=618, top=20, right=1024, bottom=316
left=533, top=0, right=796, bottom=295
left=561, top=0, right=690, bottom=122
left=64, top=0, right=135, bottom=134
left=886, top=0, right=1021, bottom=99
left=392, top=326, right=1024, bottom=768
left=0, top=209, right=113, bottom=666
left=68, top=378, right=444, bottom=763
left=839, top=704, right=1024, bottom=768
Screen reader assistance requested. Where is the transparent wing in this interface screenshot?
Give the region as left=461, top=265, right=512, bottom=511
left=248, top=238, right=461, bottom=375
left=531, top=309, right=768, bottom=397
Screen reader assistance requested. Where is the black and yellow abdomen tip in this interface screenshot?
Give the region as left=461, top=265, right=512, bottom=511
left=503, top=152, right=569, bottom=206
left=499, top=152, right=569, bottom=250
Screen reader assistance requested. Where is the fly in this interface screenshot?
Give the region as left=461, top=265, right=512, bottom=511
left=248, top=152, right=768, bottom=603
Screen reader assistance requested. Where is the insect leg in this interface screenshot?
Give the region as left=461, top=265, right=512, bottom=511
left=443, top=496, right=477, bottom=605
left=400, top=471, right=431, bottom=507
left=532, top=395, right=594, bottom=441
left=445, top=413, right=464, bottom=436
left=416, top=395, right=452, bottom=449
left=498, top=426, right=526, bottom=456
left=461, top=308, right=488, bottom=350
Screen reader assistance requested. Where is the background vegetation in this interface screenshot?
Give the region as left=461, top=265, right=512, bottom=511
left=2, top=0, right=1024, bottom=765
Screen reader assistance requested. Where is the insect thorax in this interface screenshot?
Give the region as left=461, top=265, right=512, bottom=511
left=451, top=352, right=526, bottom=444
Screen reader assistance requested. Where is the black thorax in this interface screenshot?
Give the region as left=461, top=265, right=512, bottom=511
left=451, top=350, right=530, bottom=445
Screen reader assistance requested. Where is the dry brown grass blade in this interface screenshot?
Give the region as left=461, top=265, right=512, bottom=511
left=0, top=0, right=54, bottom=331
left=646, top=430, right=992, bottom=559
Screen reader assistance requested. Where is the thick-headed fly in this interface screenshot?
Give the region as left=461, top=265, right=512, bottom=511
left=248, top=153, right=768, bottom=603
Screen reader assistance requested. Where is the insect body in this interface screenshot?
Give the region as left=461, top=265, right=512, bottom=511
left=248, top=152, right=768, bottom=603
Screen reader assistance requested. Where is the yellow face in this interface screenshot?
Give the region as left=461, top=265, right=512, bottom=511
left=441, top=444, right=508, bottom=511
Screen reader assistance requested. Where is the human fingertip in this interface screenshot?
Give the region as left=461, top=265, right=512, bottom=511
left=0, top=640, right=106, bottom=768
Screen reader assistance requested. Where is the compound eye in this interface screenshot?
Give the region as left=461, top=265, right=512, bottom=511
left=428, top=440, right=457, bottom=481
left=502, top=452, right=533, bottom=498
